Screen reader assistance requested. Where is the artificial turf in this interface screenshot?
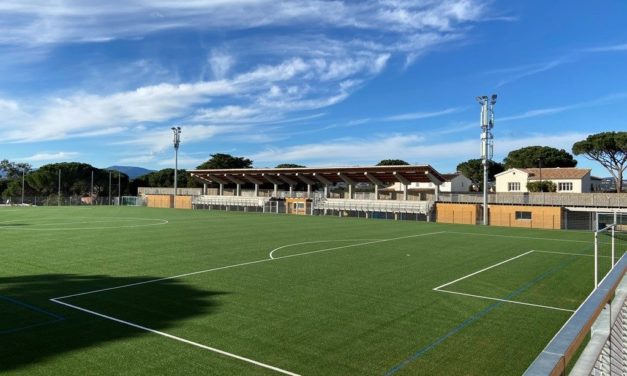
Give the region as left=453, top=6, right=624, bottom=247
left=0, top=206, right=617, bottom=375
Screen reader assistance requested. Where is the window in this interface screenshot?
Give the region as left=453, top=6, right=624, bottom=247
left=508, top=182, right=521, bottom=191
left=515, top=211, right=532, bottom=220
left=558, top=182, right=573, bottom=191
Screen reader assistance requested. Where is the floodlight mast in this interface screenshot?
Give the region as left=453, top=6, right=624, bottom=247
left=171, top=126, right=181, bottom=196
left=477, top=94, right=496, bottom=225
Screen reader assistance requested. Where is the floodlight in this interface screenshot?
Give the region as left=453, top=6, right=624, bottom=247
left=475, top=94, right=497, bottom=226
left=171, top=126, right=182, bottom=196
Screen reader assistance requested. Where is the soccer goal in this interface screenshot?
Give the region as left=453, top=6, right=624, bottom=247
left=121, top=196, right=144, bottom=206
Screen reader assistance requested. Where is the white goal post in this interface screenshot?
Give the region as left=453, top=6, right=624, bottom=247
left=594, top=224, right=615, bottom=288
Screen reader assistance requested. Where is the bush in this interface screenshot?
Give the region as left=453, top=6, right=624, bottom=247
left=527, top=181, right=556, bottom=192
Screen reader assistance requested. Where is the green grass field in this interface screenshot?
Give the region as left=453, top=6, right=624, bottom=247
left=0, top=206, right=619, bottom=375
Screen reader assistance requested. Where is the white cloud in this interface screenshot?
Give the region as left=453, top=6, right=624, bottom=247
left=250, top=131, right=588, bottom=166
left=23, top=151, right=80, bottom=161
left=584, top=43, right=627, bottom=53
left=208, top=50, right=235, bottom=80
left=494, top=60, right=565, bottom=87
left=0, top=98, right=19, bottom=111
left=0, top=57, right=360, bottom=143
left=500, top=92, right=627, bottom=122
left=383, top=107, right=463, bottom=121
left=0, top=1, right=485, bottom=46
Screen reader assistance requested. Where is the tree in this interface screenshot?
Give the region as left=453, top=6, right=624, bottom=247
left=456, top=159, right=505, bottom=190
left=0, top=159, right=32, bottom=179
left=26, top=163, right=129, bottom=198
left=275, top=164, right=305, bottom=168
left=196, top=153, right=253, bottom=169
left=376, top=159, right=409, bottom=166
left=572, top=132, right=627, bottom=193
left=503, top=146, right=577, bottom=169
left=527, top=181, right=556, bottom=192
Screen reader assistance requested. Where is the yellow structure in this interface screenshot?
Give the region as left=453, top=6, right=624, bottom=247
left=146, top=194, right=174, bottom=208
left=436, top=203, right=478, bottom=225
left=146, top=194, right=192, bottom=209
left=436, top=203, right=563, bottom=229
left=174, top=195, right=192, bottom=209
left=286, top=198, right=310, bottom=215
left=489, top=205, right=562, bottom=230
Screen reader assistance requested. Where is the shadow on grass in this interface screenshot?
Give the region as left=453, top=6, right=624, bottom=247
left=0, top=274, right=227, bottom=372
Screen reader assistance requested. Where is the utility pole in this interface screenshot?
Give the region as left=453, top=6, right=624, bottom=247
left=91, top=170, right=94, bottom=205
left=476, top=94, right=497, bottom=225
left=171, top=126, right=182, bottom=196
left=118, top=172, right=121, bottom=205
left=108, top=171, right=112, bottom=205
left=58, top=169, right=61, bottom=207
left=21, top=169, right=25, bottom=205
left=538, top=157, right=543, bottom=191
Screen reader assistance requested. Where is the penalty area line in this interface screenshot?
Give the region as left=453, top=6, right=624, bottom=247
left=434, top=289, right=574, bottom=313
left=433, top=250, right=534, bottom=291
left=50, top=298, right=301, bottom=376
left=432, top=250, right=576, bottom=312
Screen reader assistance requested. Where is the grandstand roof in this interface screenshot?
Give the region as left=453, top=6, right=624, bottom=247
left=189, top=165, right=445, bottom=186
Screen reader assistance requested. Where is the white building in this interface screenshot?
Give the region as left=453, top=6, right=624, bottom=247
left=495, top=168, right=602, bottom=193
left=389, top=172, right=472, bottom=193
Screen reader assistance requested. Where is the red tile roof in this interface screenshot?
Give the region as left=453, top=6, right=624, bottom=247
left=522, top=168, right=590, bottom=180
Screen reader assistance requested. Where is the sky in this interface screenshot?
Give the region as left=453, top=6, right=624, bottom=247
left=0, top=0, right=626, bottom=177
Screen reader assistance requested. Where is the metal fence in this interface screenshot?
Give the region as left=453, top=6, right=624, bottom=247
left=433, top=192, right=627, bottom=208
left=563, top=211, right=627, bottom=231
left=2, top=196, right=124, bottom=206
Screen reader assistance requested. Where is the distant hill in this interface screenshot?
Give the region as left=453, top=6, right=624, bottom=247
left=106, top=166, right=155, bottom=179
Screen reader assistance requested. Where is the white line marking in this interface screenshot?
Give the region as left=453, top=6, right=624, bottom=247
left=435, top=289, right=574, bottom=312
left=433, top=251, right=535, bottom=291
left=446, top=231, right=590, bottom=244
left=54, top=231, right=445, bottom=300
left=54, top=258, right=274, bottom=300
left=50, top=298, right=301, bottom=376
left=268, top=239, right=383, bottom=259
left=275, top=232, right=446, bottom=260
left=531, top=249, right=613, bottom=258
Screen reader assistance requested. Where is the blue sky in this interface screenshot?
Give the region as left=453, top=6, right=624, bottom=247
left=0, top=1, right=626, bottom=177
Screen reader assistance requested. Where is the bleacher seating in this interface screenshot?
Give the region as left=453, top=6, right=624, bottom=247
left=193, top=195, right=270, bottom=207
left=318, top=199, right=432, bottom=214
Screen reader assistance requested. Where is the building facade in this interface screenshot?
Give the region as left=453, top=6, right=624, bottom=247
left=390, top=172, right=472, bottom=193
left=495, top=168, right=601, bottom=193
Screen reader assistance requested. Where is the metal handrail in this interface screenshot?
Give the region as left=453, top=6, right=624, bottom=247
left=523, top=252, right=627, bottom=376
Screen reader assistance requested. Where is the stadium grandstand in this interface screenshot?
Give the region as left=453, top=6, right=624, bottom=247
left=187, top=165, right=445, bottom=220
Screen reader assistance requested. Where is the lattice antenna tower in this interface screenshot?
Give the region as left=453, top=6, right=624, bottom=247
left=476, top=94, right=497, bottom=225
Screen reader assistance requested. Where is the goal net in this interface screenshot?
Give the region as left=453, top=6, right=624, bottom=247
left=121, top=196, right=143, bottom=206
left=595, top=213, right=626, bottom=287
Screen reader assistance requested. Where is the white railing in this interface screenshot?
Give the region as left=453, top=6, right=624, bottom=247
left=316, top=199, right=432, bottom=214
left=433, top=192, right=627, bottom=208
left=193, top=195, right=270, bottom=207
left=138, top=187, right=203, bottom=196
